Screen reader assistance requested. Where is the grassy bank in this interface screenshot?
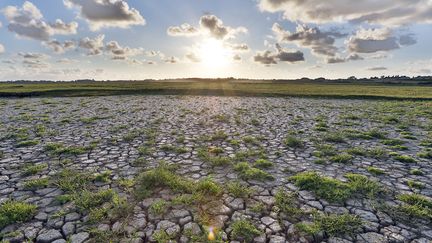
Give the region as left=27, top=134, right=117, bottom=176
left=1, top=80, right=432, bottom=99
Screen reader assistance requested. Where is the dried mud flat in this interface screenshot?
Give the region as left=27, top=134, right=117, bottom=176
left=0, top=95, right=431, bottom=243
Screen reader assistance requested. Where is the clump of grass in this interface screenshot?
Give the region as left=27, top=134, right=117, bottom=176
left=22, top=163, right=47, bottom=176
left=80, top=116, right=103, bottom=124
left=44, top=142, right=90, bottom=156
left=74, top=189, right=115, bottom=212
left=323, top=133, right=345, bottom=143
left=253, top=159, right=273, bottom=169
left=367, top=166, right=386, bottom=175
left=0, top=201, right=37, bottom=228
left=312, top=144, right=337, bottom=158
left=417, top=150, right=432, bottom=159
left=210, top=130, right=228, bottom=141
left=367, top=147, right=388, bottom=159
left=122, top=131, right=139, bottom=142
left=329, top=153, right=353, bottom=163
left=284, top=136, right=304, bottom=148
left=242, top=136, right=259, bottom=145
left=54, top=169, right=94, bottom=192
left=409, top=169, right=423, bottom=176
left=160, top=145, right=188, bottom=154
left=345, top=147, right=367, bottom=156
left=393, top=154, right=416, bottom=163
left=55, top=194, right=74, bottom=204
left=364, top=128, right=387, bottom=139
left=208, top=146, right=224, bottom=155
left=390, top=145, right=409, bottom=151
left=382, top=139, right=405, bottom=146
left=137, top=146, right=153, bottom=156
left=23, top=178, right=49, bottom=190
left=394, top=194, right=432, bottom=220
left=230, top=220, right=261, bottom=242
left=383, top=116, right=400, bottom=124
left=198, top=148, right=232, bottom=167
left=212, top=114, right=230, bottom=123
left=250, top=119, right=260, bottom=126
left=134, top=162, right=193, bottom=199
left=226, top=181, right=253, bottom=198
left=153, top=230, right=175, bottom=243
left=275, top=189, right=302, bottom=218
left=406, top=180, right=425, bottom=190
left=17, top=140, right=39, bottom=147
left=194, top=177, right=223, bottom=200
left=234, top=162, right=274, bottom=181
left=289, top=172, right=381, bottom=203
left=95, top=171, right=112, bottom=183
left=250, top=202, right=265, bottom=214
left=149, top=200, right=168, bottom=215
left=296, top=213, right=362, bottom=237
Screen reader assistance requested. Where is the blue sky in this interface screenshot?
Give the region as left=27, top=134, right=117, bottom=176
left=0, top=0, right=431, bottom=80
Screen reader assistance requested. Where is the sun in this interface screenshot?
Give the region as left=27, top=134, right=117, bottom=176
left=196, top=39, right=232, bottom=68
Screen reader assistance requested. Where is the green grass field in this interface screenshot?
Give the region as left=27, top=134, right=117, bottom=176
left=1, top=80, right=432, bottom=99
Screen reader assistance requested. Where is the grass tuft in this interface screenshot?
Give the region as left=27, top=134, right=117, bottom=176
left=0, top=201, right=37, bottom=228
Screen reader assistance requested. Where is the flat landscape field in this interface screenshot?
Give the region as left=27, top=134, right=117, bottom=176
left=0, top=95, right=431, bottom=242
left=1, top=80, right=432, bottom=99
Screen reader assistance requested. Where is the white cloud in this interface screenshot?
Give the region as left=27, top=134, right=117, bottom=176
left=167, top=23, right=199, bottom=37
left=64, top=0, right=145, bottom=31
left=347, top=28, right=417, bottom=53
left=185, top=52, right=201, bottom=63
left=2, top=1, right=78, bottom=41
left=254, top=43, right=304, bottom=65
left=44, top=40, right=76, bottom=53
left=79, top=35, right=105, bottom=55
left=199, top=15, right=247, bottom=40
left=272, top=23, right=346, bottom=57
left=258, top=0, right=432, bottom=26
left=0, top=44, right=4, bottom=54
left=105, top=40, right=143, bottom=59
left=367, top=66, right=388, bottom=71
left=165, top=56, right=179, bottom=64
left=168, top=15, right=247, bottom=40
left=18, top=51, right=51, bottom=69
left=18, top=52, right=49, bottom=59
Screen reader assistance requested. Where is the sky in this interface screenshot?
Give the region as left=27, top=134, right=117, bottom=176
left=0, top=0, right=431, bottom=81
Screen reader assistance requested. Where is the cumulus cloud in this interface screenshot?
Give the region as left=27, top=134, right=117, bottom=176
left=167, top=23, right=199, bottom=37
left=272, top=23, right=346, bottom=57
left=185, top=52, right=201, bottom=63
left=0, top=44, right=4, bottom=54
left=79, top=35, right=105, bottom=55
left=44, top=40, right=76, bottom=53
left=233, top=54, right=242, bottom=61
left=18, top=52, right=49, bottom=59
left=18, top=51, right=50, bottom=69
left=106, top=40, right=143, bottom=59
left=56, top=58, right=77, bottom=64
left=199, top=15, right=247, bottom=40
left=165, top=56, right=179, bottom=64
left=254, top=50, right=277, bottom=65
left=326, top=54, right=363, bottom=64
left=64, top=0, right=145, bottom=31
left=226, top=43, right=250, bottom=52
left=168, top=15, right=247, bottom=40
left=258, top=0, right=432, bottom=26
left=367, top=66, right=388, bottom=71
left=2, top=1, right=77, bottom=41
left=347, top=28, right=417, bottom=53
left=254, top=43, right=304, bottom=65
